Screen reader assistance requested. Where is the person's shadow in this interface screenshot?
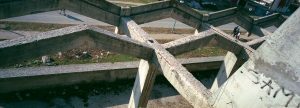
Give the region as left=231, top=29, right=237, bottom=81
left=65, top=14, right=84, bottom=22
left=60, top=11, right=84, bottom=22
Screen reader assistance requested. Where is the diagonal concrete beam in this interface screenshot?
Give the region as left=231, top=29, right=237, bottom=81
left=204, top=23, right=255, bottom=54
left=162, top=29, right=216, bottom=55
left=205, top=23, right=253, bottom=76
left=0, top=25, right=154, bottom=66
left=246, top=36, right=267, bottom=49
left=120, top=17, right=211, bottom=108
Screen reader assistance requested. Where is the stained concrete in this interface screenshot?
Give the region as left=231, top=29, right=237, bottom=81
left=0, top=56, right=223, bottom=93
left=121, top=17, right=211, bottom=107
left=209, top=8, right=300, bottom=108
left=0, top=0, right=291, bottom=107
left=0, top=25, right=154, bottom=66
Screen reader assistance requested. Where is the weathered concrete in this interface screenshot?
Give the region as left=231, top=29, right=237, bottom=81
left=0, top=25, right=153, bottom=66
left=0, top=0, right=60, bottom=19
left=253, top=13, right=281, bottom=25
left=205, top=23, right=255, bottom=54
left=210, top=52, right=237, bottom=93
left=60, top=0, right=121, bottom=26
left=208, top=7, right=237, bottom=21
left=0, top=56, right=223, bottom=94
left=128, top=0, right=171, bottom=15
left=171, top=8, right=202, bottom=29
left=163, top=29, right=215, bottom=55
left=246, top=36, right=266, bottom=49
left=210, top=8, right=300, bottom=108
left=130, top=8, right=173, bottom=25
left=121, top=17, right=211, bottom=107
left=172, top=1, right=203, bottom=20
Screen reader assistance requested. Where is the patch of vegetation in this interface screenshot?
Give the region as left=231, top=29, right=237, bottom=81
left=176, top=47, right=227, bottom=58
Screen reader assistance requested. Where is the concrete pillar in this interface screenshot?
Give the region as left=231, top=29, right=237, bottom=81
left=210, top=52, right=237, bottom=92
left=128, top=60, right=157, bottom=108
left=271, top=0, right=281, bottom=11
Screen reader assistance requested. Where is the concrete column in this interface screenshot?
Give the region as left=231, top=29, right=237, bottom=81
left=210, top=52, right=237, bottom=92
left=121, top=17, right=212, bottom=108
left=128, top=59, right=157, bottom=108
left=114, top=26, right=124, bottom=35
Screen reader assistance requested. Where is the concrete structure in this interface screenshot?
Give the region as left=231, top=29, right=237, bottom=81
left=0, top=0, right=296, bottom=107
left=0, top=56, right=223, bottom=93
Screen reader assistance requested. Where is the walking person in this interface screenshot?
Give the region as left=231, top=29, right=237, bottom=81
left=232, top=26, right=240, bottom=40
left=59, top=8, right=66, bottom=16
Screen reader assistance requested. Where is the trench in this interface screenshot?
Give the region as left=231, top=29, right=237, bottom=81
left=0, top=70, right=218, bottom=108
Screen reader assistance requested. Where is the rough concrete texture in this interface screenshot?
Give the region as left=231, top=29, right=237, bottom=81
left=0, top=25, right=153, bottom=66
left=209, top=9, right=300, bottom=108
left=121, top=17, right=211, bottom=108
left=0, top=0, right=291, bottom=107
left=210, top=52, right=237, bottom=93
left=162, top=29, right=215, bottom=55
left=0, top=56, right=223, bottom=93
left=252, top=8, right=300, bottom=94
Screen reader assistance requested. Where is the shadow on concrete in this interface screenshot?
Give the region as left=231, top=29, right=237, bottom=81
left=0, top=70, right=218, bottom=107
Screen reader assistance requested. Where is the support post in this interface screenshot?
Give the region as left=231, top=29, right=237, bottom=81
left=128, top=59, right=157, bottom=108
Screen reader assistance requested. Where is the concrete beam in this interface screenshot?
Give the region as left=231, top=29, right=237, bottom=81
left=235, top=13, right=273, bottom=37
left=121, top=17, right=211, bottom=108
left=246, top=36, right=266, bottom=49
left=0, top=56, right=223, bottom=93
left=205, top=23, right=255, bottom=54
left=0, top=25, right=154, bottom=66
left=162, top=29, right=215, bottom=55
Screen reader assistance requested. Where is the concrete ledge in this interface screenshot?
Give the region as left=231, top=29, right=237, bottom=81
left=208, top=7, right=237, bottom=21
left=0, top=25, right=154, bottom=66
left=254, top=13, right=280, bottom=24
left=129, top=0, right=172, bottom=15
left=0, top=56, right=223, bottom=93
left=173, top=1, right=203, bottom=20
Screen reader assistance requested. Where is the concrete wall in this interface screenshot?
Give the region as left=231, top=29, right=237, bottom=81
left=208, top=7, right=237, bottom=21
left=129, top=0, right=171, bottom=15
left=60, top=0, right=120, bottom=26
left=0, top=0, right=59, bottom=19
left=0, top=26, right=90, bottom=66
left=0, top=56, right=223, bottom=93
left=254, top=13, right=280, bottom=24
